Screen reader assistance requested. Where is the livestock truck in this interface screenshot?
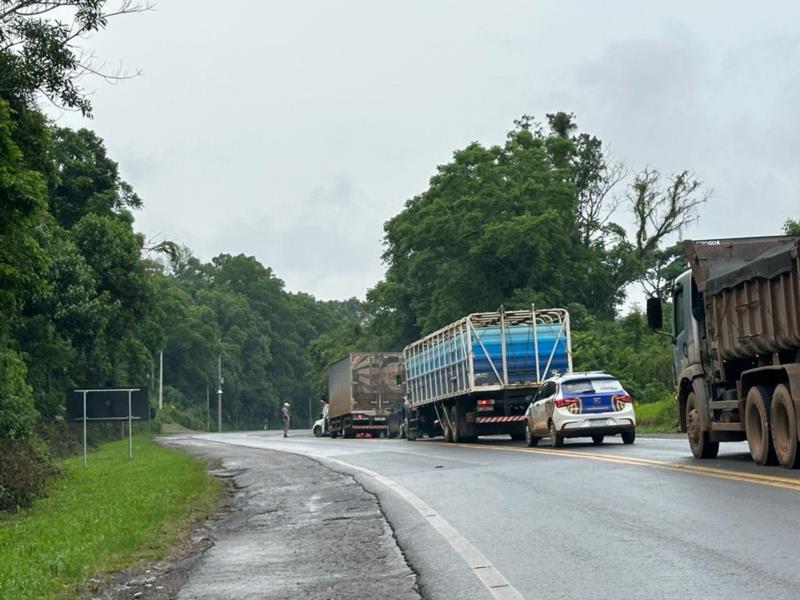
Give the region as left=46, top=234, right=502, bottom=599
left=328, top=352, right=404, bottom=438
left=647, top=235, right=800, bottom=466
left=403, top=307, right=572, bottom=442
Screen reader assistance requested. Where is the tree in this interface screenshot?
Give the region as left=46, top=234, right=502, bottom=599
left=48, top=127, right=141, bottom=228
left=629, top=168, right=710, bottom=296
left=0, top=0, right=151, bottom=115
left=784, top=218, right=800, bottom=236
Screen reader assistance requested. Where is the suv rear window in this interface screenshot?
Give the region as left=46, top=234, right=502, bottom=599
left=561, top=378, right=622, bottom=395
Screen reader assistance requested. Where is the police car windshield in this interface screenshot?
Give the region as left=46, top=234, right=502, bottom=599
left=561, top=378, right=622, bottom=395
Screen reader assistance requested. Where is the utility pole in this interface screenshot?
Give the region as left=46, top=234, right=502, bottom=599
left=217, top=355, right=223, bottom=432
left=158, top=350, right=164, bottom=410
left=308, top=395, right=312, bottom=429
left=206, top=384, right=210, bottom=432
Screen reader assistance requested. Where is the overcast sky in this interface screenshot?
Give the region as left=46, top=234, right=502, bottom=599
left=55, top=1, right=800, bottom=302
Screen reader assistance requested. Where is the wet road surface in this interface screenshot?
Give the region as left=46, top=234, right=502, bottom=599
left=179, top=432, right=800, bottom=600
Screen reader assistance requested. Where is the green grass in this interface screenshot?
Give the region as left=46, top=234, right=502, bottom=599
left=0, top=435, right=221, bottom=599
left=636, top=397, right=680, bottom=433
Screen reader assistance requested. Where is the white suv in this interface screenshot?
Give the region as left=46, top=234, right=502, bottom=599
left=524, top=372, right=636, bottom=447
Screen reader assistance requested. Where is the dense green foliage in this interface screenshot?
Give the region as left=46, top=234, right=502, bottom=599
left=0, top=4, right=354, bottom=510
left=0, top=436, right=221, bottom=599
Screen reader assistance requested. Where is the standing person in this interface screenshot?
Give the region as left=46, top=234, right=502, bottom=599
left=281, top=402, right=291, bottom=437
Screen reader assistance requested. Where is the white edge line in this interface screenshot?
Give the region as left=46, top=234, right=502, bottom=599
left=195, top=435, right=524, bottom=600
left=321, top=455, right=525, bottom=600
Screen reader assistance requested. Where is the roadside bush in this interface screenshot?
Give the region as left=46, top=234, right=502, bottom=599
left=0, top=349, right=37, bottom=440
left=0, top=438, right=58, bottom=512
left=635, top=397, right=679, bottom=432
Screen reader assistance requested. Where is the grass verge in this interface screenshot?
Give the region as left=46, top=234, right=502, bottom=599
left=636, top=398, right=680, bottom=433
left=0, top=435, right=221, bottom=599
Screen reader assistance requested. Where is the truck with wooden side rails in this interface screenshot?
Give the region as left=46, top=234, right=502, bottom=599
left=327, top=352, right=405, bottom=439
left=647, top=235, right=800, bottom=467
left=402, top=307, right=572, bottom=442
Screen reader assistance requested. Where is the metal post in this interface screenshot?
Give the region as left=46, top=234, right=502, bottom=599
left=532, top=304, right=541, bottom=381
left=82, top=391, right=87, bottom=467
left=206, top=384, right=210, bottom=432
left=308, top=394, right=312, bottom=429
left=217, top=355, right=223, bottom=432
left=128, top=389, right=133, bottom=459
left=499, top=306, right=509, bottom=385
left=158, top=350, right=164, bottom=410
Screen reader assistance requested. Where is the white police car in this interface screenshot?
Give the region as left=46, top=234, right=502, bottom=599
left=524, top=372, right=636, bottom=447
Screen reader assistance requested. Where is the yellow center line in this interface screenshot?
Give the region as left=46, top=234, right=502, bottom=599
left=417, top=440, right=800, bottom=492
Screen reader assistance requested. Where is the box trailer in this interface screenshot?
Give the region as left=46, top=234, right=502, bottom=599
left=328, top=353, right=404, bottom=438
left=648, top=235, right=800, bottom=466
left=403, top=307, right=572, bottom=442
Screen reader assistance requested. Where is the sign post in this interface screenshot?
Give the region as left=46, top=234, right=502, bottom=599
left=68, top=388, right=150, bottom=465
left=128, top=389, right=133, bottom=459
left=82, top=390, right=88, bottom=467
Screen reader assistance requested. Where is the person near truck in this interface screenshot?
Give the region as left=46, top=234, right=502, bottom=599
left=281, top=402, right=291, bottom=437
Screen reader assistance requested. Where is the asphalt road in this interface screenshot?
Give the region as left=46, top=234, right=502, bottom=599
left=187, top=431, right=800, bottom=600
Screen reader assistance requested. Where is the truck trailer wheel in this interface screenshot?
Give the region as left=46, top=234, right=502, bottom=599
left=770, top=384, right=799, bottom=468
left=745, top=385, right=778, bottom=466
left=686, top=392, right=719, bottom=459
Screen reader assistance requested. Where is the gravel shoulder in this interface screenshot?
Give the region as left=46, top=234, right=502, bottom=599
left=90, top=435, right=420, bottom=600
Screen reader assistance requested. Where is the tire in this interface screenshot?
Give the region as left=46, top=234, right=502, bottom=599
left=549, top=421, right=564, bottom=448
left=745, top=385, right=778, bottom=466
left=621, top=429, right=635, bottom=445
left=313, top=425, right=322, bottom=437
left=450, top=405, right=464, bottom=443
left=525, top=422, right=539, bottom=447
left=442, top=407, right=454, bottom=443
left=770, top=384, right=799, bottom=469
left=686, top=391, right=719, bottom=459
left=592, top=434, right=604, bottom=445
left=401, top=414, right=409, bottom=440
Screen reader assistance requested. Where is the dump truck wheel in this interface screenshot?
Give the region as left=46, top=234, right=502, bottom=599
left=745, top=385, right=778, bottom=466
left=686, top=392, right=719, bottom=459
left=770, top=384, right=799, bottom=468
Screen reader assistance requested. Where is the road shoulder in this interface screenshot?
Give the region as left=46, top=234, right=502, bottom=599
left=94, top=436, right=421, bottom=600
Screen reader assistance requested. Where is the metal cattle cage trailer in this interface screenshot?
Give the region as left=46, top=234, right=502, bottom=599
left=328, top=352, right=405, bottom=438
left=403, top=307, right=572, bottom=442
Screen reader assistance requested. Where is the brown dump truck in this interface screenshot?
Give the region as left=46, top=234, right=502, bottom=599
left=648, top=235, right=800, bottom=466
left=327, top=353, right=404, bottom=438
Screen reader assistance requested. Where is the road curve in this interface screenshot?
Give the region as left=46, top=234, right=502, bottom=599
left=192, top=431, right=800, bottom=600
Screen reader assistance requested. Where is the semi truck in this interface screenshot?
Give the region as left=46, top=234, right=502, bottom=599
left=403, top=307, right=572, bottom=442
left=327, top=352, right=404, bottom=438
left=648, top=235, right=800, bottom=467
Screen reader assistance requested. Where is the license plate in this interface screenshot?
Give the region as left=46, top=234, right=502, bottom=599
left=373, top=417, right=386, bottom=422
left=588, top=418, right=610, bottom=425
